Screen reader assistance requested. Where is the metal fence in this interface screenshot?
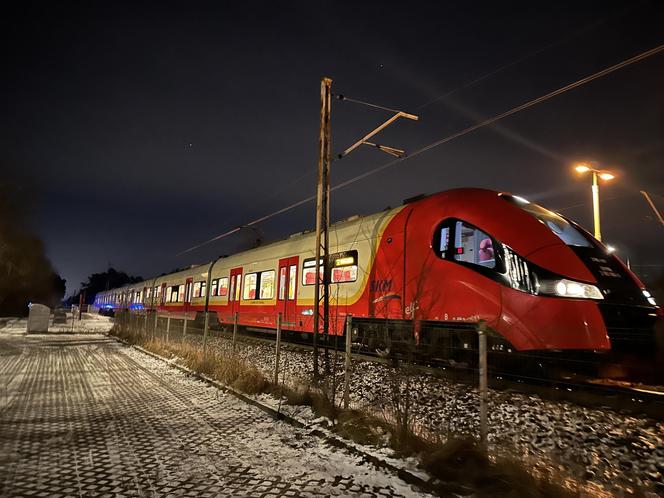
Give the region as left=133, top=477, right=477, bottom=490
left=111, top=309, right=492, bottom=442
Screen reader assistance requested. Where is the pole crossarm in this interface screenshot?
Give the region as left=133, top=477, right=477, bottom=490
left=362, top=141, right=406, bottom=158
left=337, top=111, right=418, bottom=160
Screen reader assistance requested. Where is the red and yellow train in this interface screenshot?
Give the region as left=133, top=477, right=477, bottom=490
left=95, top=188, right=661, bottom=355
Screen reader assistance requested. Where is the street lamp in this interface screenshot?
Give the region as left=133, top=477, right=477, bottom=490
left=574, top=163, right=616, bottom=241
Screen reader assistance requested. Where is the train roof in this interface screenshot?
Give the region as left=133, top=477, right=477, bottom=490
left=100, top=187, right=590, bottom=296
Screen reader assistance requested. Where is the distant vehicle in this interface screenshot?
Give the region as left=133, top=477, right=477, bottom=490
left=95, top=188, right=661, bottom=358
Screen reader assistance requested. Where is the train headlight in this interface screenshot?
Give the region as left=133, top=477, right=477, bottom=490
left=539, top=278, right=604, bottom=300
left=643, top=290, right=657, bottom=306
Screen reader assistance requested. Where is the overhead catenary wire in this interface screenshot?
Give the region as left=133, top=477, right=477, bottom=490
left=415, top=9, right=628, bottom=110
left=177, top=42, right=664, bottom=256
left=241, top=12, right=635, bottom=218
left=333, top=94, right=403, bottom=114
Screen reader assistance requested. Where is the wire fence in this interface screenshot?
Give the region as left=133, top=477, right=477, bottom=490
left=110, top=307, right=664, bottom=426
left=111, top=309, right=495, bottom=444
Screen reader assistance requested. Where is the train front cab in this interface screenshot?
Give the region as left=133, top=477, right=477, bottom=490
left=498, top=193, right=661, bottom=352
left=415, top=190, right=660, bottom=367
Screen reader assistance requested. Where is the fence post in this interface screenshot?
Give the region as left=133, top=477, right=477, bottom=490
left=154, top=311, right=158, bottom=336
left=203, top=311, right=210, bottom=358
left=166, top=316, right=171, bottom=343
left=232, top=312, right=238, bottom=351
left=343, top=314, right=352, bottom=409
left=144, top=312, right=149, bottom=340
left=478, top=320, right=488, bottom=448
left=274, top=312, right=282, bottom=385
left=182, top=314, right=188, bottom=343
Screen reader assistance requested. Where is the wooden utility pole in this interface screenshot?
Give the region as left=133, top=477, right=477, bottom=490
left=310, top=78, right=417, bottom=379
left=313, top=77, right=332, bottom=379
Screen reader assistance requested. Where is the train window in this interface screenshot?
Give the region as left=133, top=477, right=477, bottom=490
left=259, top=270, right=275, bottom=299
left=219, top=277, right=229, bottom=296
left=288, top=265, right=297, bottom=300
left=454, top=221, right=496, bottom=269
left=169, top=286, right=179, bottom=302
left=235, top=276, right=241, bottom=301
left=193, top=281, right=206, bottom=298
left=279, top=267, right=287, bottom=300
left=230, top=275, right=242, bottom=301
left=500, top=194, right=593, bottom=247
left=302, top=252, right=358, bottom=285
left=243, top=271, right=275, bottom=300
left=302, top=258, right=323, bottom=286
left=439, top=226, right=450, bottom=258
left=332, top=266, right=357, bottom=283
left=178, top=285, right=185, bottom=302
left=211, top=279, right=219, bottom=296
left=331, top=251, right=358, bottom=283
left=243, top=273, right=257, bottom=300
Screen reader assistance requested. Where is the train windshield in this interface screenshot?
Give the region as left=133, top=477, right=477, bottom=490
left=500, top=194, right=593, bottom=247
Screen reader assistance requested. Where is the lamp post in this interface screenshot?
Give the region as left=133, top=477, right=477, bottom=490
left=574, top=163, right=615, bottom=241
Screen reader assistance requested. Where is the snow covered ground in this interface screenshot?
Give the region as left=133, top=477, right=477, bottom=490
left=12, top=312, right=659, bottom=495
left=0, top=328, right=430, bottom=497
left=0, top=312, right=115, bottom=334
left=177, top=329, right=664, bottom=497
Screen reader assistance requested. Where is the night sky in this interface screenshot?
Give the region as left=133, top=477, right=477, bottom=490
left=3, top=0, right=664, bottom=294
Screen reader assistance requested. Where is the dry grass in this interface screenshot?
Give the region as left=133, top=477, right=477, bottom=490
left=422, top=439, right=580, bottom=497
left=334, top=409, right=393, bottom=447
left=273, top=384, right=339, bottom=420
left=113, top=326, right=270, bottom=395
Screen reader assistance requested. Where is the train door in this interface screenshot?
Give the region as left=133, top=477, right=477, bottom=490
left=277, top=257, right=299, bottom=329
left=160, top=283, right=167, bottom=308
left=228, top=267, right=243, bottom=316
left=184, top=277, right=193, bottom=314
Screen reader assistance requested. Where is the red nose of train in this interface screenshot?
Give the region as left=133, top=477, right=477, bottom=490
left=493, top=193, right=659, bottom=351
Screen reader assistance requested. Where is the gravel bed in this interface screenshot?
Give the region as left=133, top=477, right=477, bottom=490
left=167, top=328, right=664, bottom=497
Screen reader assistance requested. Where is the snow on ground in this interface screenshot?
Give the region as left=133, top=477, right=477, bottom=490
left=120, top=345, right=431, bottom=497
left=0, top=330, right=431, bottom=497
left=175, top=329, right=664, bottom=497
left=0, top=312, right=114, bottom=334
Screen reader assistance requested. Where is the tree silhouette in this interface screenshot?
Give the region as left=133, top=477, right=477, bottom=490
left=69, top=268, right=143, bottom=305
left=0, top=182, right=66, bottom=314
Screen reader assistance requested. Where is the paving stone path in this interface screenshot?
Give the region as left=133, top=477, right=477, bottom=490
left=0, top=333, right=427, bottom=497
